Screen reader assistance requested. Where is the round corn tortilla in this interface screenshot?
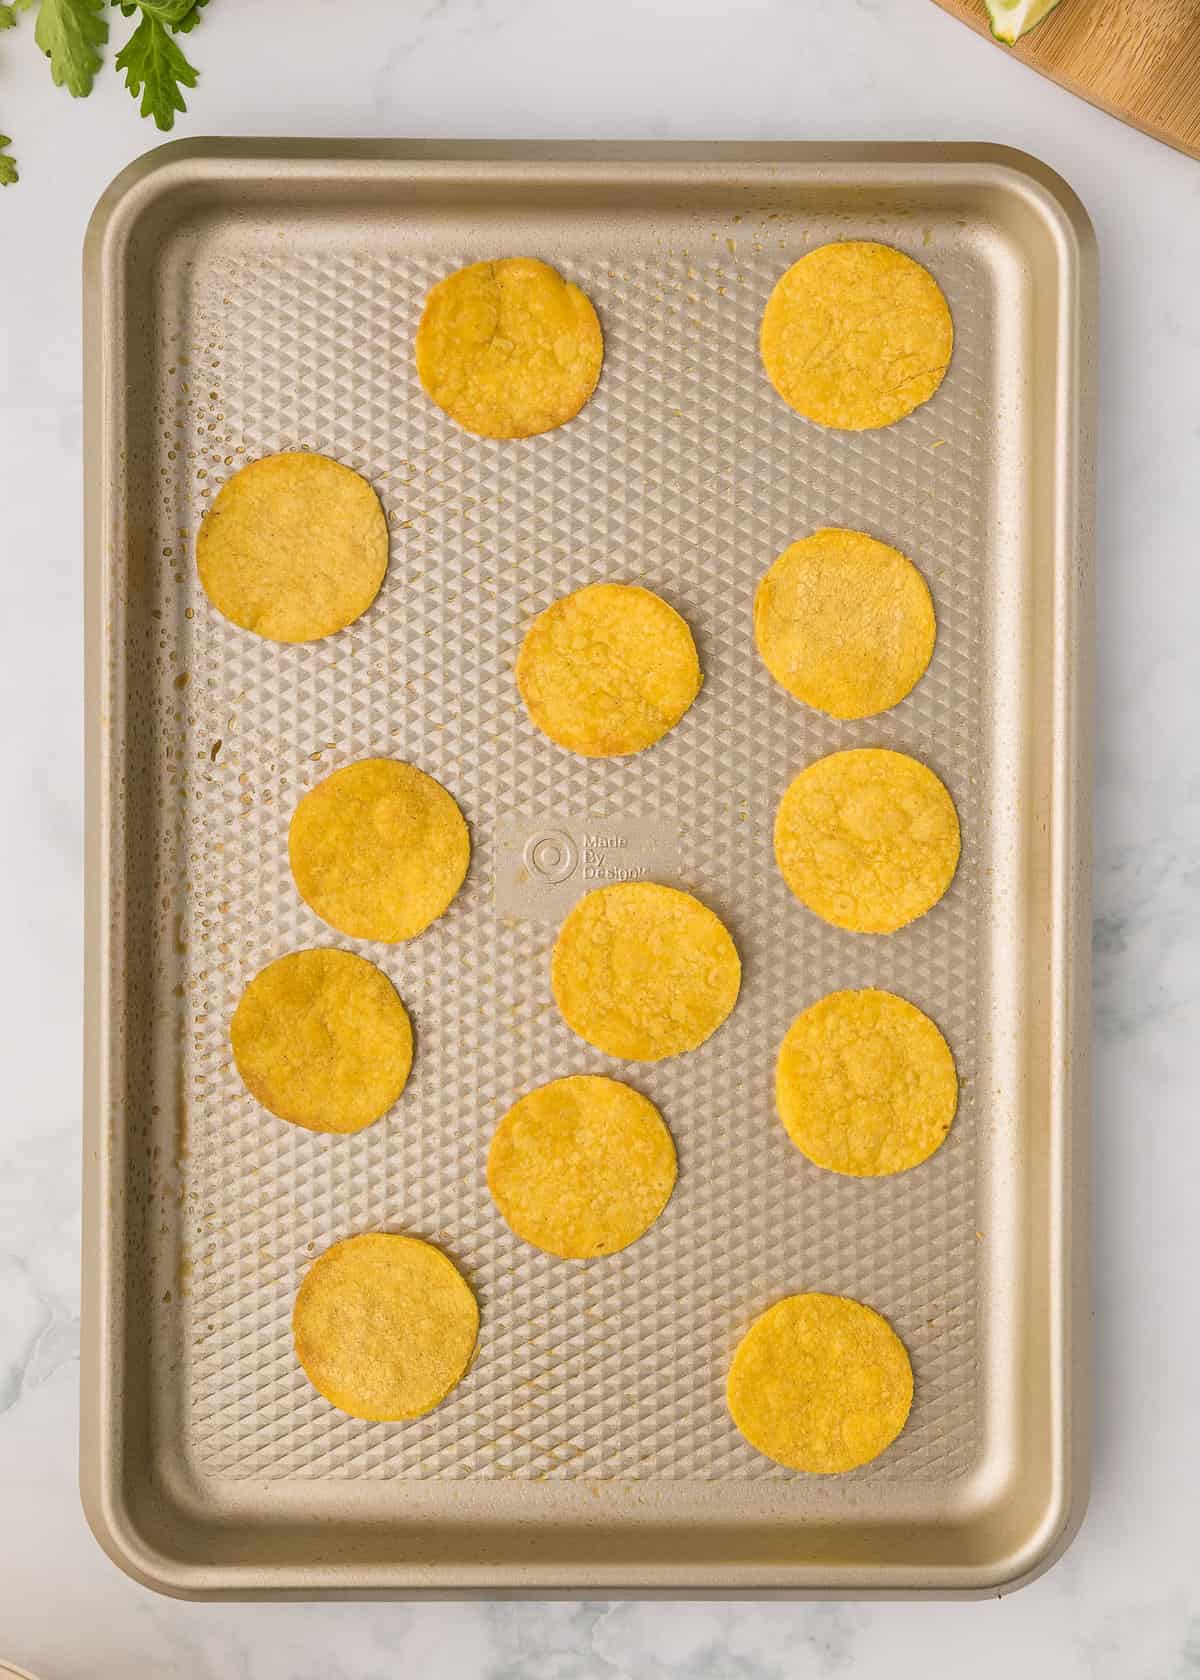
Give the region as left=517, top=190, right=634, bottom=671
left=231, top=948, right=413, bottom=1134
left=488, top=1075, right=677, bottom=1258
left=196, top=451, right=388, bottom=642
left=760, top=241, right=953, bottom=431
left=289, top=758, right=470, bottom=943
left=551, top=881, right=740, bottom=1062
left=416, top=257, right=604, bottom=439
left=774, top=748, right=959, bottom=934
left=727, top=1292, right=913, bottom=1472
left=776, top=988, right=957, bottom=1176
left=754, top=528, right=935, bottom=719
left=517, top=582, right=702, bottom=756
left=293, top=1233, right=478, bottom=1421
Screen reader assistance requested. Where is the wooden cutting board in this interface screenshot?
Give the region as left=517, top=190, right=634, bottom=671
left=931, top=0, right=1200, bottom=161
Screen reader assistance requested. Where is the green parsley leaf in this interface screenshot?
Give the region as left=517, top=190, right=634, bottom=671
left=1, top=2, right=30, bottom=184
left=35, top=0, right=108, bottom=97
left=114, top=9, right=196, bottom=130
left=115, top=0, right=206, bottom=29
left=171, top=0, right=206, bottom=36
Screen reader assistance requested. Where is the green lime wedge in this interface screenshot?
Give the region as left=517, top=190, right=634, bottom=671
left=985, top=0, right=1064, bottom=44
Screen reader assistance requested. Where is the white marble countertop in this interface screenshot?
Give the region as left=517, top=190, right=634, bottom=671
left=2, top=0, right=1198, bottom=1672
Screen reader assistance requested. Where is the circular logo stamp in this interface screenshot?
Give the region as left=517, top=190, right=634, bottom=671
left=522, top=829, right=579, bottom=885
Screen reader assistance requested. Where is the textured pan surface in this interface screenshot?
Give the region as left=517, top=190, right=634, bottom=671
left=82, top=143, right=1093, bottom=1596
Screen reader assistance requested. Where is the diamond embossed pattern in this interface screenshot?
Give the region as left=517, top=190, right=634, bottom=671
left=165, top=216, right=988, bottom=1485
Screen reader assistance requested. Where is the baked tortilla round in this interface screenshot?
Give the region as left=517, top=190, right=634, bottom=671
left=196, top=451, right=388, bottom=642
left=760, top=242, right=953, bottom=430
left=488, top=1075, right=677, bottom=1258
left=289, top=758, right=470, bottom=943
left=754, top=528, right=935, bottom=719
left=773, top=748, right=960, bottom=934
left=776, top=988, right=957, bottom=1176
left=551, top=881, right=741, bottom=1062
left=231, top=948, right=413, bottom=1134
left=517, top=582, right=702, bottom=756
left=293, top=1233, right=478, bottom=1421
left=416, top=257, right=604, bottom=439
left=727, top=1292, right=913, bottom=1472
